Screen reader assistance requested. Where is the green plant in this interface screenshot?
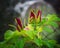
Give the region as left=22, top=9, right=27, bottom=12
left=0, top=10, right=60, bottom=48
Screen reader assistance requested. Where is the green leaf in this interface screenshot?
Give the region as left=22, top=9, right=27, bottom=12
left=4, top=30, right=15, bottom=40
left=49, top=22, right=58, bottom=28
left=24, top=30, right=34, bottom=39
left=46, top=14, right=59, bottom=21
left=43, top=40, right=56, bottom=48
left=38, top=18, right=47, bottom=26
left=33, top=37, right=42, bottom=47
left=56, top=18, right=60, bottom=21
left=43, top=26, right=53, bottom=33
left=0, top=42, right=16, bottom=48
left=48, top=40, right=56, bottom=45
left=15, top=38, right=25, bottom=48
left=6, top=45, right=15, bottom=48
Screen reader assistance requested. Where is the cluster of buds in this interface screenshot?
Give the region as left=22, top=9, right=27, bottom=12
left=15, top=10, right=42, bottom=31
left=29, top=10, right=42, bottom=23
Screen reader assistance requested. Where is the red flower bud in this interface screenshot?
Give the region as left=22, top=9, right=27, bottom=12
left=15, top=18, right=23, bottom=31
left=30, top=11, right=35, bottom=18
left=37, top=10, right=42, bottom=22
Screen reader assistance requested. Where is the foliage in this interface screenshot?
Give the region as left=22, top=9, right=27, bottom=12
left=0, top=10, right=60, bottom=48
